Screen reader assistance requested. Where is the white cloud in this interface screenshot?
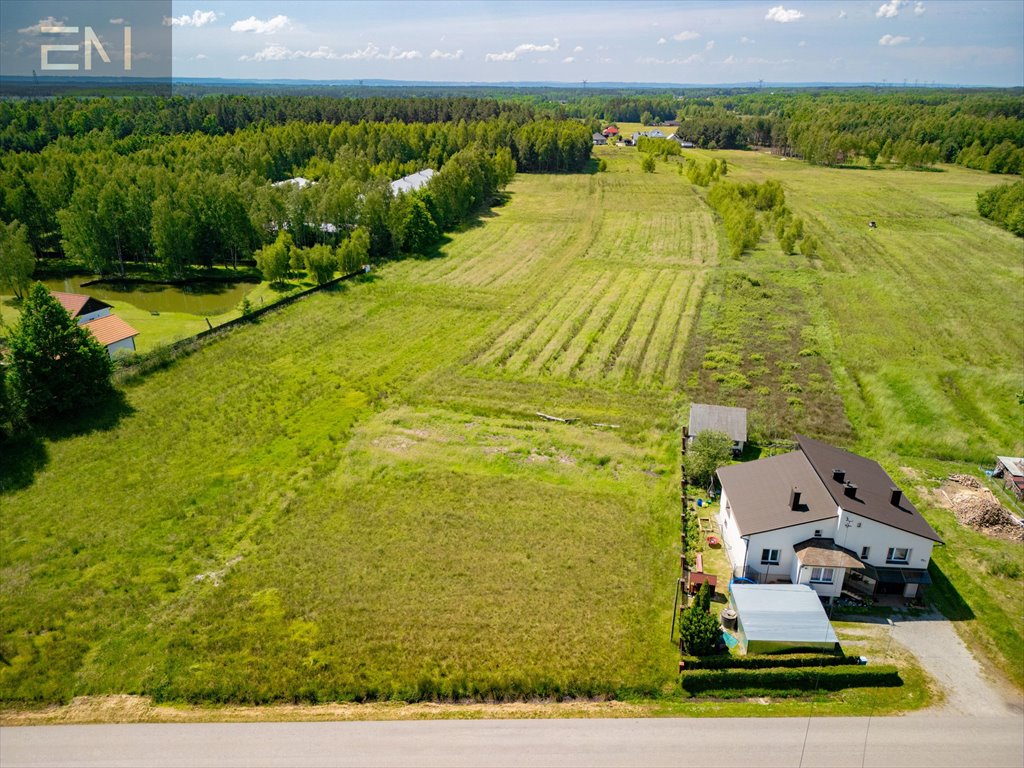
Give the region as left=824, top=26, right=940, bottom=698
left=164, top=10, right=220, bottom=27
left=839, top=10, right=848, bottom=19
left=429, top=49, right=463, bottom=60
left=704, top=40, right=715, bottom=51
left=876, top=0, right=904, bottom=18
left=109, top=18, right=125, bottom=25
left=798, top=40, right=807, bottom=47
left=562, top=56, right=575, bottom=63
left=914, top=2, right=926, bottom=15
left=765, top=6, right=804, bottom=23
left=18, top=16, right=65, bottom=34
left=485, top=38, right=559, bottom=62
left=195, top=53, right=208, bottom=60
left=879, top=34, right=910, bottom=45
left=637, top=53, right=704, bottom=65
left=724, top=55, right=738, bottom=64
left=657, top=37, right=667, bottom=45
left=241, top=42, right=422, bottom=62
left=672, top=30, right=701, bottom=41
left=573, top=45, right=584, bottom=53
left=231, top=15, right=290, bottom=34
left=740, top=36, right=755, bottom=44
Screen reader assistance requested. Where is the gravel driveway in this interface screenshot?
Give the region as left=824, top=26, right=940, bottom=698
left=890, top=609, right=1023, bottom=716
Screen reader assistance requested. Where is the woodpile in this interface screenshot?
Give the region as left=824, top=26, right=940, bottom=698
left=945, top=476, right=1023, bottom=542
left=948, top=473, right=981, bottom=490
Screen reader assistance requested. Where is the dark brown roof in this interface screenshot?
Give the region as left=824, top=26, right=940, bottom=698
left=717, top=451, right=836, bottom=536
left=51, top=291, right=112, bottom=319
left=794, top=538, right=863, bottom=569
left=81, top=314, right=139, bottom=346
left=796, top=435, right=942, bottom=543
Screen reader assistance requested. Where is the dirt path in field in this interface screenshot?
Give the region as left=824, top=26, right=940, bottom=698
left=891, top=610, right=1023, bottom=717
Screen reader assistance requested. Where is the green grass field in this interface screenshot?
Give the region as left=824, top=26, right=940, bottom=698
left=1, top=146, right=1020, bottom=708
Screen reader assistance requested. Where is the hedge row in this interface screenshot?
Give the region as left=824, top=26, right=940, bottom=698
left=680, top=665, right=901, bottom=694
left=681, top=653, right=859, bottom=671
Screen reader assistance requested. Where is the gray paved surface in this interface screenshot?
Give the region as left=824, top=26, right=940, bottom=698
left=890, top=609, right=1023, bottom=716
left=3, top=715, right=1023, bottom=768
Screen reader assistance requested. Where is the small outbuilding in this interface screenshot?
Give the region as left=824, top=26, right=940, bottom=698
left=688, top=403, right=748, bottom=455
left=729, top=583, right=839, bottom=655
left=994, top=456, right=1024, bottom=500
left=593, top=132, right=607, bottom=145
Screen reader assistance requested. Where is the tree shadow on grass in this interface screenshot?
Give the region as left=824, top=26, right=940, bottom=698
left=926, top=560, right=975, bottom=621
left=0, top=432, right=47, bottom=494
left=0, top=389, right=134, bottom=494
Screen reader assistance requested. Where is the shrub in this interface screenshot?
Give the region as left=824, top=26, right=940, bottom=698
left=681, top=653, right=857, bottom=670
left=680, top=582, right=719, bottom=655
left=680, top=665, right=901, bottom=694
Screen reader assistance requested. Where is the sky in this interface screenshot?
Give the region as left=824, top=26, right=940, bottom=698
left=3, top=1, right=1022, bottom=86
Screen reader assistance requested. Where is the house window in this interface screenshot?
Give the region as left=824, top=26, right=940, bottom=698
left=861, top=546, right=870, bottom=560
left=886, top=547, right=910, bottom=564
left=813, top=529, right=822, bottom=538
left=760, top=548, right=780, bottom=565
left=810, top=567, right=835, bottom=584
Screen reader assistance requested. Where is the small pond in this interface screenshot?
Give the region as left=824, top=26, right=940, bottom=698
left=39, top=276, right=255, bottom=316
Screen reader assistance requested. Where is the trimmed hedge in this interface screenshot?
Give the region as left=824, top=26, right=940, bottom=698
left=681, top=653, right=859, bottom=671
left=680, top=665, right=901, bottom=694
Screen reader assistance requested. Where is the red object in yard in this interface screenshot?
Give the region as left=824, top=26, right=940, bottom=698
left=706, top=535, right=720, bottom=547
left=687, top=571, right=717, bottom=596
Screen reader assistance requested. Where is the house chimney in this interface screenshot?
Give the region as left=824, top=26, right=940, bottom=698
left=832, top=468, right=845, bottom=483
left=890, top=487, right=902, bottom=506
left=843, top=482, right=858, bottom=499
left=789, top=487, right=802, bottom=511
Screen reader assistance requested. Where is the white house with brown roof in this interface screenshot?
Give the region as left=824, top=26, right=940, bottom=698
left=716, top=435, right=942, bottom=600
left=52, top=291, right=139, bottom=358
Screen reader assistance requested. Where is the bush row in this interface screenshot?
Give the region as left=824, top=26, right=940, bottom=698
left=681, top=653, right=859, bottom=670
left=680, top=665, right=901, bottom=694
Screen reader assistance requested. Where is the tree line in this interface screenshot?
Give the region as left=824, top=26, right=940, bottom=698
left=0, top=95, right=537, bottom=154
left=977, top=180, right=1024, bottom=237
left=687, top=160, right=818, bottom=259
left=0, top=117, right=587, bottom=278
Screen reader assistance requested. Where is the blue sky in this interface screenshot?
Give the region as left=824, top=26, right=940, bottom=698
left=6, top=1, right=1020, bottom=85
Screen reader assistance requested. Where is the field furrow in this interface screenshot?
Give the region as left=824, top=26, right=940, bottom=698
left=636, top=270, right=690, bottom=386
left=547, top=274, right=631, bottom=380
left=502, top=272, right=608, bottom=373
left=573, top=270, right=657, bottom=382
left=607, top=270, right=675, bottom=384
left=524, top=272, right=616, bottom=376
left=662, top=271, right=705, bottom=389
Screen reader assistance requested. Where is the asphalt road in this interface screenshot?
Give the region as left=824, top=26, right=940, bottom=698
left=3, top=715, right=1023, bottom=768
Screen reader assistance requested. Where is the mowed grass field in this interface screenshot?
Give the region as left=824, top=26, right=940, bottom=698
left=2, top=144, right=1020, bottom=707
left=1, top=152, right=705, bottom=705
left=690, top=149, right=1023, bottom=463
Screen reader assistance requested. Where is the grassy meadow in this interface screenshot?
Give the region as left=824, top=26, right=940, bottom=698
left=2, top=144, right=1021, bottom=708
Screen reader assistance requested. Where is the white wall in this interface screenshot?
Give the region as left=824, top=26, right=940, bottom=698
left=833, top=510, right=935, bottom=571
left=716, top=490, right=748, bottom=577
left=76, top=307, right=111, bottom=325
left=106, top=337, right=136, bottom=358
left=744, top=519, right=838, bottom=582
left=793, top=564, right=845, bottom=598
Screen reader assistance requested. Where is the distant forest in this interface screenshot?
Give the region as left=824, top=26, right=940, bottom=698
left=2, top=87, right=1022, bottom=173
left=0, top=88, right=1021, bottom=278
